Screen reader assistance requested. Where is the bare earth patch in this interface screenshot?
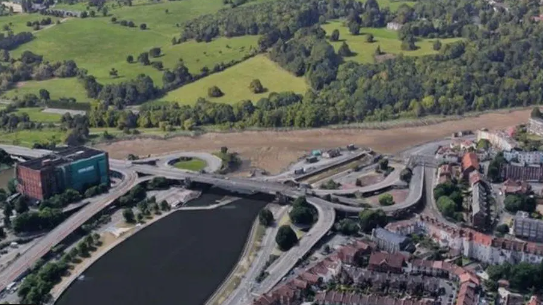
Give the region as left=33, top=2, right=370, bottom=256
left=95, top=109, right=530, bottom=174
left=356, top=173, right=385, bottom=187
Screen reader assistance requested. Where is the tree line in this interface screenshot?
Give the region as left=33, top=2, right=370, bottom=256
left=0, top=32, right=34, bottom=51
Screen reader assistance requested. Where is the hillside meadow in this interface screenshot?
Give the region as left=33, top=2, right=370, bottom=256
left=3, top=78, right=90, bottom=102
left=159, top=55, right=308, bottom=105
left=322, top=21, right=463, bottom=63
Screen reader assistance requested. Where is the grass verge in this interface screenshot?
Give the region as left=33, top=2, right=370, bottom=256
left=173, top=158, right=207, bottom=171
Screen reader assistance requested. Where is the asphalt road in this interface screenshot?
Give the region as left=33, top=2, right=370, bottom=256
left=220, top=206, right=288, bottom=305
left=252, top=196, right=336, bottom=296
left=314, top=163, right=402, bottom=195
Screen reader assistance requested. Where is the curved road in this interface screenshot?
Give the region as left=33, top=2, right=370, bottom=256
left=0, top=165, right=138, bottom=291
left=137, top=152, right=223, bottom=173
left=314, top=163, right=402, bottom=196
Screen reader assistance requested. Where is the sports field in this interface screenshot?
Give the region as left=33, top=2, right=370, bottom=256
left=160, top=55, right=308, bottom=105
left=3, top=78, right=90, bottom=102
left=322, top=21, right=463, bottom=63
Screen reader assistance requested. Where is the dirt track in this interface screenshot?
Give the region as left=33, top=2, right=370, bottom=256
left=95, top=108, right=531, bottom=174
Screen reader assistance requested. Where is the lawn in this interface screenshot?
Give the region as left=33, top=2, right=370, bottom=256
left=2, top=78, right=90, bottom=102
left=15, top=107, right=62, bottom=122
left=0, top=13, right=62, bottom=34
left=160, top=55, right=309, bottom=105
left=173, top=158, right=207, bottom=171
left=322, top=21, right=463, bottom=63
left=0, top=129, right=65, bottom=147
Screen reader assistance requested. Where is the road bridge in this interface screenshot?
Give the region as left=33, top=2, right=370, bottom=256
left=0, top=144, right=425, bottom=297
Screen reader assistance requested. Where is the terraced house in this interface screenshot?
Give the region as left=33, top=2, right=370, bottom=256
left=386, top=215, right=543, bottom=264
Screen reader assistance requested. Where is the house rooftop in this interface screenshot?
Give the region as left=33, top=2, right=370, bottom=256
left=373, top=227, right=408, bottom=245
left=462, top=152, right=479, bottom=170
left=369, top=251, right=405, bottom=269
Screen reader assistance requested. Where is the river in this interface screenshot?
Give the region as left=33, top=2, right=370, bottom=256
left=55, top=192, right=269, bottom=305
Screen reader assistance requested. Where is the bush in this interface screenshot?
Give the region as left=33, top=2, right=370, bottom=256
left=433, top=40, right=442, bottom=51
left=122, top=208, right=135, bottom=223
left=358, top=209, right=387, bottom=233
left=330, top=29, right=340, bottom=41
left=378, top=193, right=394, bottom=206
left=249, top=79, right=265, bottom=94
left=338, top=41, right=353, bottom=57
left=151, top=61, right=163, bottom=70
left=259, top=208, right=274, bottom=226
left=496, top=224, right=509, bottom=235
left=208, top=86, right=224, bottom=98
left=149, top=47, right=161, bottom=57
left=337, top=218, right=359, bottom=235
left=400, top=168, right=413, bottom=182
left=275, top=225, right=297, bottom=251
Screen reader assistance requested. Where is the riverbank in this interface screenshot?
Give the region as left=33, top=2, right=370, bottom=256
left=95, top=107, right=531, bottom=175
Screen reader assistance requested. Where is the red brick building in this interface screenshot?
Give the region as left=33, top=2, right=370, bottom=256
left=16, top=161, right=57, bottom=200
left=16, top=146, right=109, bottom=200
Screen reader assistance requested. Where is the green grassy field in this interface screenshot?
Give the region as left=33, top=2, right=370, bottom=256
left=322, top=21, right=463, bottom=63
left=15, top=107, right=62, bottom=122
left=53, top=2, right=95, bottom=12
left=2, top=78, right=90, bottom=102
left=10, top=16, right=258, bottom=87
left=0, top=13, right=62, bottom=34
left=173, top=158, right=207, bottom=171
left=160, top=55, right=308, bottom=105
left=105, top=0, right=226, bottom=36
left=0, top=129, right=65, bottom=147
left=374, top=0, right=416, bottom=11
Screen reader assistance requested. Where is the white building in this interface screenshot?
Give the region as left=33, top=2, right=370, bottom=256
left=477, top=129, right=518, bottom=151
left=503, top=150, right=543, bottom=165
left=387, top=216, right=543, bottom=265
left=2, top=1, right=22, bottom=12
